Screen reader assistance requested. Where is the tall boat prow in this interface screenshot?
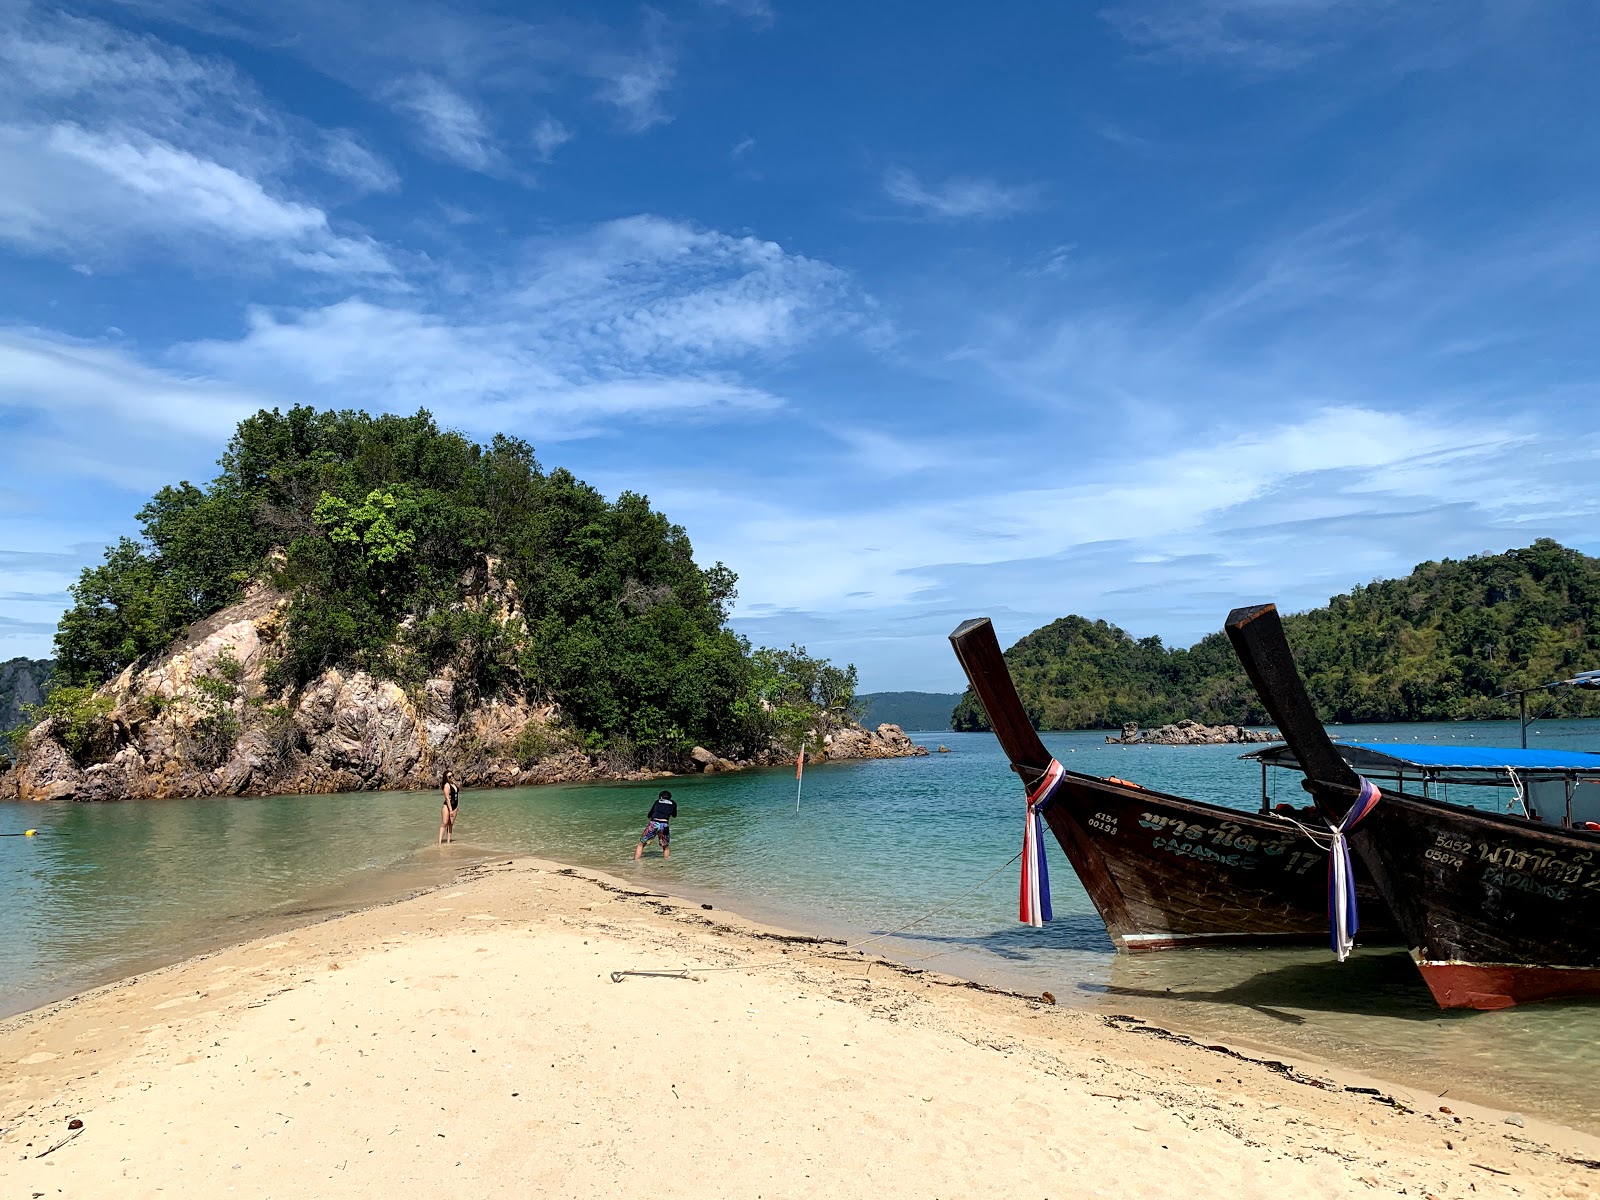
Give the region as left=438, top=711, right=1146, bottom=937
left=949, top=618, right=1054, bottom=785
left=1225, top=601, right=1600, bottom=1010
left=950, top=617, right=1394, bottom=952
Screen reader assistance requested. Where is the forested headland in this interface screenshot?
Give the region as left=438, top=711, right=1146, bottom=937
left=952, top=540, right=1600, bottom=732
left=9, top=406, right=873, bottom=791
left=856, top=691, right=963, bottom=731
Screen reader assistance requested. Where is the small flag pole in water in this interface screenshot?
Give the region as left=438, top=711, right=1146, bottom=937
left=795, top=744, right=804, bottom=813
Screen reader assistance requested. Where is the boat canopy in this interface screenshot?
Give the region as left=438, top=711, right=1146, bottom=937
left=1243, top=741, right=1600, bottom=783
left=1242, top=741, right=1600, bottom=826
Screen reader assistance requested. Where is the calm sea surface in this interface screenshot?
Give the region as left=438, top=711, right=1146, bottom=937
left=5, top=718, right=1600, bottom=1128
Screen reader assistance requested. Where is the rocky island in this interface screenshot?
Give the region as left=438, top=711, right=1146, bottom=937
left=2, top=407, right=924, bottom=803
left=1104, top=719, right=1278, bottom=746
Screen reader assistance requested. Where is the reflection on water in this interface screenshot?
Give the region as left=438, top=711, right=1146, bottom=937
left=3, top=718, right=1599, bottom=1129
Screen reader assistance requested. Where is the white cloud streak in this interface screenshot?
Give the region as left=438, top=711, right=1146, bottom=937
left=588, top=45, right=676, bottom=133
left=387, top=74, right=505, bottom=173
left=171, top=215, right=857, bottom=434
left=882, top=167, right=1039, bottom=220
left=0, top=123, right=392, bottom=273
left=531, top=115, right=572, bottom=160
left=0, top=5, right=394, bottom=272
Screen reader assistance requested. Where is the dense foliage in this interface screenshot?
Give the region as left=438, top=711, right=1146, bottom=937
left=51, top=406, right=854, bottom=760
left=952, top=540, right=1600, bottom=731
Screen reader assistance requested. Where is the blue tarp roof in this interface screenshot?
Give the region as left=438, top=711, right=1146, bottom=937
left=1244, top=741, right=1600, bottom=777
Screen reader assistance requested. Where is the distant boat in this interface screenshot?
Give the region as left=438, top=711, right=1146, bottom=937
left=949, top=617, right=1394, bottom=951
left=1227, top=602, right=1600, bottom=1010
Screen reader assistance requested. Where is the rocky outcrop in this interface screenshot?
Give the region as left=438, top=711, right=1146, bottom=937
left=1, top=582, right=927, bottom=802
left=1105, top=719, right=1278, bottom=746
left=821, top=723, right=929, bottom=762
left=0, top=657, right=53, bottom=737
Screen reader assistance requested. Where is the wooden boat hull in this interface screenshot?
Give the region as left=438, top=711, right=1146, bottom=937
left=1353, top=792, right=1600, bottom=1009
left=1226, top=600, right=1600, bottom=1010
left=1043, top=772, right=1394, bottom=952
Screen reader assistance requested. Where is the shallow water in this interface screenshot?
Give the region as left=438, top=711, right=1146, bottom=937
left=4, top=718, right=1599, bottom=1128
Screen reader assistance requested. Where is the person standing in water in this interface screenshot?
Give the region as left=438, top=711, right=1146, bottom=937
left=439, top=772, right=460, bottom=844
left=635, top=789, right=677, bottom=860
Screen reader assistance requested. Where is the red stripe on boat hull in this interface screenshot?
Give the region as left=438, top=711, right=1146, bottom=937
left=1415, top=958, right=1600, bottom=1010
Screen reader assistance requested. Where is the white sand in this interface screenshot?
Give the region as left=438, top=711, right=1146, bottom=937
left=2, top=858, right=1596, bottom=1199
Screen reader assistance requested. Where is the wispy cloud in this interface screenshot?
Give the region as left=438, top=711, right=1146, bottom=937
left=1103, top=0, right=1404, bottom=71
left=882, top=167, right=1039, bottom=220
left=173, top=215, right=864, bottom=435
left=531, top=115, right=572, bottom=161
left=703, top=0, right=776, bottom=26
left=0, top=328, right=266, bottom=487
left=318, top=128, right=399, bottom=192
left=0, top=124, right=392, bottom=273
left=0, top=5, right=392, bottom=273
left=588, top=43, right=676, bottom=133
left=387, top=74, right=506, bottom=173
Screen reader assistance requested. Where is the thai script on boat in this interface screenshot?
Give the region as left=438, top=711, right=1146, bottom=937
left=1475, top=840, right=1594, bottom=886
left=1137, top=812, right=1297, bottom=858
left=1429, top=831, right=1600, bottom=892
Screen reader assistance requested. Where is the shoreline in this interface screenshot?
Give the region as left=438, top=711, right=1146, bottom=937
left=7, top=833, right=1600, bottom=1137
left=3, top=857, right=1599, bottom=1197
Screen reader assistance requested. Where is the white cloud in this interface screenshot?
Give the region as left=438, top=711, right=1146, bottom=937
left=0, top=328, right=267, bottom=490
left=588, top=44, right=676, bottom=133
left=1104, top=0, right=1401, bottom=71
left=0, top=6, right=393, bottom=273
left=704, top=0, right=776, bottom=24
left=507, top=216, right=858, bottom=361
left=0, top=6, right=272, bottom=158
left=318, top=128, right=400, bottom=192
left=679, top=406, right=1599, bottom=689
left=0, top=123, right=392, bottom=273
left=168, top=215, right=861, bottom=435
left=532, top=115, right=572, bottom=160
left=882, top=167, right=1039, bottom=220
left=387, top=74, right=504, bottom=172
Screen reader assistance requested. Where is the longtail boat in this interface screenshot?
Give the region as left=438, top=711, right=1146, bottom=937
left=950, top=617, right=1394, bottom=951
left=1226, top=601, right=1600, bottom=1010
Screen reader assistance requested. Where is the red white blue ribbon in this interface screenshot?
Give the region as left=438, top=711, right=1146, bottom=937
left=1020, top=759, right=1064, bottom=927
left=1329, top=776, right=1383, bottom=961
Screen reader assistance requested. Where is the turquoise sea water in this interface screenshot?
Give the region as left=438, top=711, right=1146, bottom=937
left=4, top=718, right=1600, bottom=1128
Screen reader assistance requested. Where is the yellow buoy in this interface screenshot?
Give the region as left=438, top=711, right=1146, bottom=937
left=24, top=830, right=36, bottom=837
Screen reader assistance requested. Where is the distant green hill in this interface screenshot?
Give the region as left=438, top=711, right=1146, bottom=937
left=952, top=539, right=1600, bottom=731
left=857, top=691, right=964, bottom=731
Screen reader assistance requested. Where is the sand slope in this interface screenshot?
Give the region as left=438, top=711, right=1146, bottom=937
left=2, top=859, right=1596, bottom=1199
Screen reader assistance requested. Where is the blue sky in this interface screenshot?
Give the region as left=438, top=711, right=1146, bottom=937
left=3, top=0, right=1600, bottom=691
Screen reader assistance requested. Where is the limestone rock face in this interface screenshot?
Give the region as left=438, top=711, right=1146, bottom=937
left=9, top=719, right=82, bottom=801
left=1104, top=718, right=1278, bottom=746
left=0, top=582, right=597, bottom=802
left=819, top=722, right=929, bottom=762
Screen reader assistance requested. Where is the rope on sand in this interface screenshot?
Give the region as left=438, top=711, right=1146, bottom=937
left=609, top=849, right=1025, bottom=983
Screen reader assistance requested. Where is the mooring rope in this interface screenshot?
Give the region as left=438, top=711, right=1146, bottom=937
left=610, top=848, right=1025, bottom=983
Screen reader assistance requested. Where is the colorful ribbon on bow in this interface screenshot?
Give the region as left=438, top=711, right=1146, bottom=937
left=1329, top=775, right=1383, bottom=961
left=1020, top=759, right=1064, bottom=927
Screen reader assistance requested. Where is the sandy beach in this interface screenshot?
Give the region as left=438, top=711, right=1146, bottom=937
left=2, top=857, right=1597, bottom=1200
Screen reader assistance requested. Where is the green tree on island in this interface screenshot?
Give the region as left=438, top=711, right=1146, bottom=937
left=48, top=406, right=857, bottom=767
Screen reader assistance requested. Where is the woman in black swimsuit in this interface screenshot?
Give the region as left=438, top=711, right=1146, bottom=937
left=439, top=772, right=460, bottom=844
